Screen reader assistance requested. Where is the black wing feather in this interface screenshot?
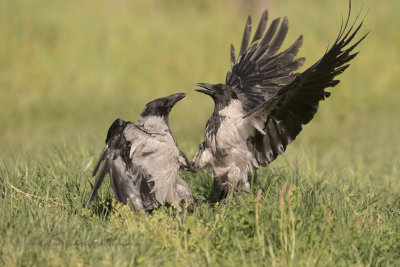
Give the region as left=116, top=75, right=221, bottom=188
left=239, top=16, right=252, bottom=59
left=248, top=8, right=367, bottom=167
left=252, top=10, right=268, bottom=43
left=226, top=12, right=304, bottom=113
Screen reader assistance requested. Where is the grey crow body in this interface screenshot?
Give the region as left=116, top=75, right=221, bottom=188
left=87, top=93, right=193, bottom=211
left=193, top=4, right=367, bottom=197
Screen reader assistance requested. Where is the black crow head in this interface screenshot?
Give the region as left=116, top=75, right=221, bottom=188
left=106, top=118, right=128, bottom=143
left=140, top=92, right=186, bottom=118
left=195, top=83, right=238, bottom=108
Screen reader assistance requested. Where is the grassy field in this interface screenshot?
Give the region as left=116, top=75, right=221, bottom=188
left=1, top=0, right=400, bottom=265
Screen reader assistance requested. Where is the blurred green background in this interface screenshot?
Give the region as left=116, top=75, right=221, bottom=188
left=1, top=0, right=400, bottom=265
left=1, top=0, right=399, bottom=176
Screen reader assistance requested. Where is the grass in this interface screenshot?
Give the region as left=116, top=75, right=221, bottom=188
left=1, top=0, right=400, bottom=265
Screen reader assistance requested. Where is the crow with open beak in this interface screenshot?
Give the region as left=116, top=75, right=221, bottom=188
left=193, top=3, right=367, bottom=199
left=87, top=93, right=194, bottom=211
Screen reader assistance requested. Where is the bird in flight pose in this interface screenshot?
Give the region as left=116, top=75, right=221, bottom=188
left=87, top=93, right=193, bottom=212
left=193, top=3, right=367, bottom=199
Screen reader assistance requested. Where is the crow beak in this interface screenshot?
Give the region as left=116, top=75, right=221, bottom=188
left=168, top=92, right=186, bottom=106
left=195, top=83, right=216, bottom=96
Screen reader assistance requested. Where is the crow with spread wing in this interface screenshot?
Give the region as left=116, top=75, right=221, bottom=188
left=87, top=93, right=193, bottom=211
left=193, top=3, right=367, bottom=199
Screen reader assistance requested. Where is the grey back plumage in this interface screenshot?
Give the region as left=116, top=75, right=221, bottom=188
left=87, top=93, right=193, bottom=211
left=87, top=120, right=159, bottom=211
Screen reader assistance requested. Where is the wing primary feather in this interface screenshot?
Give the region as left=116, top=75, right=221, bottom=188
left=251, top=10, right=268, bottom=43
left=262, top=17, right=289, bottom=59
left=340, top=17, right=363, bottom=46
left=252, top=17, right=281, bottom=62
left=345, top=32, right=369, bottom=54
left=260, top=35, right=303, bottom=70
left=230, top=44, right=236, bottom=68
left=92, top=145, right=109, bottom=176
left=337, top=0, right=352, bottom=41
left=239, top=16, right=252, bottom=59
left=86, top=159, right=110, bottom=206
left=342, top=21, right=365, bottom=49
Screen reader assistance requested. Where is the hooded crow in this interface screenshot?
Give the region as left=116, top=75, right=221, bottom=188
left=87, top=93, right=193, bottom=211
left=193, top=3, right=367, bottom=198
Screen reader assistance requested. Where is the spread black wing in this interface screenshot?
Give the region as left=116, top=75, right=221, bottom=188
left=246, top=5, right=368, bottom=166
left=226, top=10, right=305, bottom=113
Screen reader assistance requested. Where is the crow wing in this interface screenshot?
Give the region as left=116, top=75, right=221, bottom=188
left=226, top=10, right=305, bottom=113
left=245, top=6, right=368, bottom=167
left=124, top=122, right=189, bottom=206
left=87, top=122, right=160, bottom=211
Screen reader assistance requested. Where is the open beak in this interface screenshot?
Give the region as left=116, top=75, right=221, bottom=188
left=195, top=83, right=216, bottom=96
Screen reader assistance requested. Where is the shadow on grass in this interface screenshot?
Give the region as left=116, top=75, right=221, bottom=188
left=183, top=169, right=224, bottom=205
left=84, top=166, right=290, bottom=217
left=86, top=192, right=114, bottom=219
